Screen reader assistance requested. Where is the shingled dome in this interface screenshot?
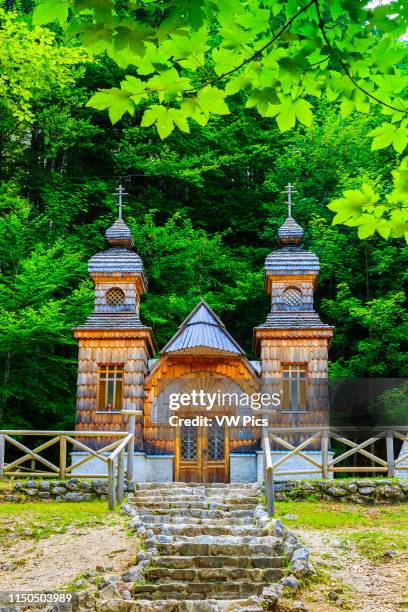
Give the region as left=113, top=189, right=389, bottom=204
left=278, top=215, right=304, bottom=246
left=161, top=300, right=244, bottom=355
left=106, top=218, right=134, bottom=249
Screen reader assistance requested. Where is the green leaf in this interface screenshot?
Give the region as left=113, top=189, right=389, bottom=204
left=168, top=108, right=190, bottom=133
left=114, top=22, right=154, bottom=56
left=246, top=88, right=279, bottom=116
left=141, top=105, right=190, bottom=138
left=212, top=48, right=241, bottom=77
left=197, top=86, right=229, bottom=115
left=266, top=97, right=313, bottom=132
left=141, top=105, right=174, bottom=138
left=294, top=99, right=313, bottom=127
left=181, top=97, right=208, bottom=126
left=120, top=75, right=148, bottom=103
left=32, top=0, right=68, bottom=25
left=357, top=224, right=375, bottom=239
left=147, top=68, right=190, bottom=103
left=86, top=88, right=134, bottom=124
left=369, top=123, right=408, bottom=153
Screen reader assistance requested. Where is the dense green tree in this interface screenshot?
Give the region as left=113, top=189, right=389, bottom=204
left=0, top=3, right=407, bottom=430
left=33, top=0, right=408, bottom=242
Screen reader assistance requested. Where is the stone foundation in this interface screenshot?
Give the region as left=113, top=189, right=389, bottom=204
left=1, top=478, right=119, bottom=503
left=230, top=453, right=257, bottom=483
left=4, top=477, right=408, bottom=504
left=274, top=478, right=408, bottom=503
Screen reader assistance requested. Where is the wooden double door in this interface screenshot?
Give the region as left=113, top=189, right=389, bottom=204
left=175, top=421, right=229, bottom=483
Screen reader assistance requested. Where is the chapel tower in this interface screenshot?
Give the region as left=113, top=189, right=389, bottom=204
left=254, top=184, right=334, bottom=434
left=73, top=188, right=156, bottom=450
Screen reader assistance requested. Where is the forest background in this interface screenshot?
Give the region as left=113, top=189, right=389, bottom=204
left=0, top=0, right=407, bottom=431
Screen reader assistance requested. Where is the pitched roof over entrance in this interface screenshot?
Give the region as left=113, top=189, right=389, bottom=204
left=161, top=300, right=244, bottom=355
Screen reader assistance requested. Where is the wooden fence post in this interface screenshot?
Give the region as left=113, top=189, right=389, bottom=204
left=386, top=430, right=395, bottom=478
left=117, top=448, right=125, bottom=504
left=262, top=425, right=274, bottom=517
left=127, top=418, right=135, bottom=482
left=321, top=428, right=329, bottom=479
left=108, top=459, right=116, bottom=510
left=0, top=434, right=5, bottom=479
left=265, top=464, right=274, bottom=517
left=59, top=435, right=67, bottom=479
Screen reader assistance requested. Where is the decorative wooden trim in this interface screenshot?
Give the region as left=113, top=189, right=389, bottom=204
left=90, top=273, right=147, bottom=295
left=73, top=329, right=156, bottom=356
left=265, top=273, right=318, bottom=293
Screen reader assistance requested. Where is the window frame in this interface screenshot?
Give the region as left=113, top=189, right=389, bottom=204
left=96, top=364, right=124, bottom=412
left=281, top=364, right=308, bottom=412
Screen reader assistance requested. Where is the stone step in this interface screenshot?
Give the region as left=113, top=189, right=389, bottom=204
left=133, top=493, right=260, bottom=504
left=134, top=488, right=259, bottom=498
left=154, top=555, right=284, bottom=570
left=124, top=598, right=263, bottom=611
left=137, top=514, right=253, bottom=526
left=134, top=483, right=259, bottom=491
left=143, top=566, right=284, bottom=583
left=130, top=496, right=259, bottom=506
left=158, top=538, right=279, bottom=557
left=131, top=507, right=255, bottom=519
left=147, top=524, right=266, bottom=537
left=131, top=581, right=265, bottom=599
left=129, top=500, right=257, bottom=511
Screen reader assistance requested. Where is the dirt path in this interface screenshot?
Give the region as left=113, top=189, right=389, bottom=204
left=0, top=523, right=137, bottom=591
left=293, top=528, right=408, bottom=611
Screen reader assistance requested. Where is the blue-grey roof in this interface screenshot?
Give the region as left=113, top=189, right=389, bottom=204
left=88, top=247, right=144, bottom=275
left=161, top=300, right=244, bottom=354
left=106, top=219, right=134, bottom=248
left=278, top=216, right=303, bottom=244
left=249, top=360, right=261, bottom=374
left=74, top=313, right=148, bottom=330
left=257, top=312, right=333, bottom=330
left=265, top=247, right=320, bottom=275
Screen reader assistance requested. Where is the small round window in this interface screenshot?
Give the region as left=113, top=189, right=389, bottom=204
left=283, top=287, right=302, bottom=308
left=105, top=287, right=125, bottom=306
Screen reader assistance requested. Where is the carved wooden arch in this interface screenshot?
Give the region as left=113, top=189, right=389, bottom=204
left=142, top=353, right=261, bottom=455
left=144, top=353, right=259, bottom=425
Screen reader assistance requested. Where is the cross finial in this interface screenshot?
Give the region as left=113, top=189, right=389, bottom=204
left=113, top=184, right=128, bottom=220
left=281, top=182, right=298, bottom=217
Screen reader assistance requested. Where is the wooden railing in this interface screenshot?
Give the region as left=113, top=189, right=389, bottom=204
left=262, top=426, right=408, bottom=516
left=0, top=430, right=134, bottom=510
left=262, top=423, right=274, bottom=516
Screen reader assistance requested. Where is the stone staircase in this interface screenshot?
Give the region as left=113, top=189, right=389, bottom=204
left=124, top=483, right=286, bottom=611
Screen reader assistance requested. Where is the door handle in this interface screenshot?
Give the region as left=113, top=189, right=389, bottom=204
left=202, top=447, right=207, bottom=456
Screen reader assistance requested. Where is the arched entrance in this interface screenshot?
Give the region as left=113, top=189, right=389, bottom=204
left=147, top=369, right=259, bottom=483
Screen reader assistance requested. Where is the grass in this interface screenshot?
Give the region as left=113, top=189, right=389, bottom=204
left=0, top=501, right=116, bottom=543
left=276, top=499, right=408, bottom=563
left=276, top=500, right=408, bottom=530
left=349, top=530, right=408, bottom=560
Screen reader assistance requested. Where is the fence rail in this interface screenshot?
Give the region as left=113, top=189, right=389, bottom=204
left=263, top=426, right=408, bottom=516
left=0, top=430, right=134, bottom=510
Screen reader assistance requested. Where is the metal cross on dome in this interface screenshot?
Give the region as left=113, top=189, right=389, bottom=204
left=282, top=182, right=298, bottom=217
left=113, top=184, right=128, bottom=220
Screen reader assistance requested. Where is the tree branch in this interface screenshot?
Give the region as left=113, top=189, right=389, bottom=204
left=313, top=0, right=407, bottom=115
left=190, top=0, right=316, bottom=92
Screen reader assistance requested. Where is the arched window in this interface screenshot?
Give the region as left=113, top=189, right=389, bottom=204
left=282, top=287, right=302, bottom=310
left=105, top=287, right=125, bottom=306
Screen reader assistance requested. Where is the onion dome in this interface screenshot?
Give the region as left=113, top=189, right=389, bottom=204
left=278, top=216, right=304, bottom=246
left=105, top=218, right=134, bottom=249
